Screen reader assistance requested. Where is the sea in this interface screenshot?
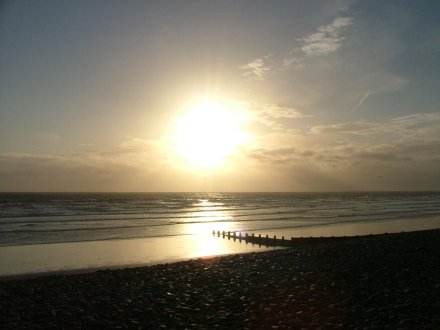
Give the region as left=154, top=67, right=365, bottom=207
left=1, top=192, right=440, bottom=247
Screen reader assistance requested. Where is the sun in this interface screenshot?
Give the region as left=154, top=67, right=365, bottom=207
left=172, top=99, right=249, bottom=170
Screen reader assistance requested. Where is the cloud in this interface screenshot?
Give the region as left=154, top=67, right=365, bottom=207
left=0, top=138, right=169, bottom=192
left=245, top=102, right=308, bottom=131
left=351, top=90, right=371, bottom=111
left=3, top=113, right=439, bottom=192
left=238, top=13, right=410, bottom=116
left=238, top=57, right=271, bottom=80
left=310, top=121, right=379, bottom=134
left=390, top=113, right=440, bottom=130
left=241, top=112, right=440, bottom=190
left=242, top=16, right=354, bottom=75
left=239, top=15, right=354, bottom=83
left=300, top=16, right=353, bottom=56
left=252, top=102, right=304, bottom=119
left=310, top=113, right=440, bottom=138
left=282, top=54, right=304, bottom=70
left=296, top=113, right=440, bottom=163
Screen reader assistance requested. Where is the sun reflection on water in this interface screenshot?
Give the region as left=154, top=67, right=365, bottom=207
left=183, top=199, right=243, bottom=257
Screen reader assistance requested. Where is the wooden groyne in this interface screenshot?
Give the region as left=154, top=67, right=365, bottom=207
left=212, top=230, right=366, bottom=247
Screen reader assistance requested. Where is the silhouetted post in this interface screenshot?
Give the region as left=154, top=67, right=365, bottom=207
left=217, top=230, right=220, bottom=236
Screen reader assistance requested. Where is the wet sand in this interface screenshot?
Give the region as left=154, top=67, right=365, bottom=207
left=1, top=229, right=439, bottom=329
left=0, top=234, right=278, bottom=277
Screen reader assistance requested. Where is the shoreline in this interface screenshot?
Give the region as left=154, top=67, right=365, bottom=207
left=0, top=233, right=279, bottom=279
left=1, top=215, right=440, bottom=279
left=1, top=228, right=439, bottom=328
left=254, top=214, right=440, bottom=238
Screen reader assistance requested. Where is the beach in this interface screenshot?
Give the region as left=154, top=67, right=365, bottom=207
left=3, top=1, right=440, bottom=328
left=1, top=229, right=439, bottom=329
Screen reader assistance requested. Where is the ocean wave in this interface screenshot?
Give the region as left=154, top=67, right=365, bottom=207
left=0, top=192, right=439, bottom=247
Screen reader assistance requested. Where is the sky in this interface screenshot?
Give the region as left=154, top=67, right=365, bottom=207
left=1, top=0, right=440, bottom=192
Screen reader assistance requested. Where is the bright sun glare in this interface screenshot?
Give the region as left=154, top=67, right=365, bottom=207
left=173, top=99, right=249, bottom=170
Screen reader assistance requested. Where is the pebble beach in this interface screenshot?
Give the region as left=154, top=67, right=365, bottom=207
left=1, top=229, right=439, bottom=329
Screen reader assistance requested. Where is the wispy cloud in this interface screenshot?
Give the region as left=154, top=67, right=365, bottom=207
left=280, top=16, right=353, bottom=70
left=310, top=120, right=380, bottom=134
left=246, top=102, right=308, bottom=131
left=300, top=16, right=353, bottom=56
left=351, top=90, right=371, bottom=111
left=238, top=57, right=271, bottom=80
left=240, top=16, right=354, bottom=79
left=253, top=102, right=304, bottom=119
